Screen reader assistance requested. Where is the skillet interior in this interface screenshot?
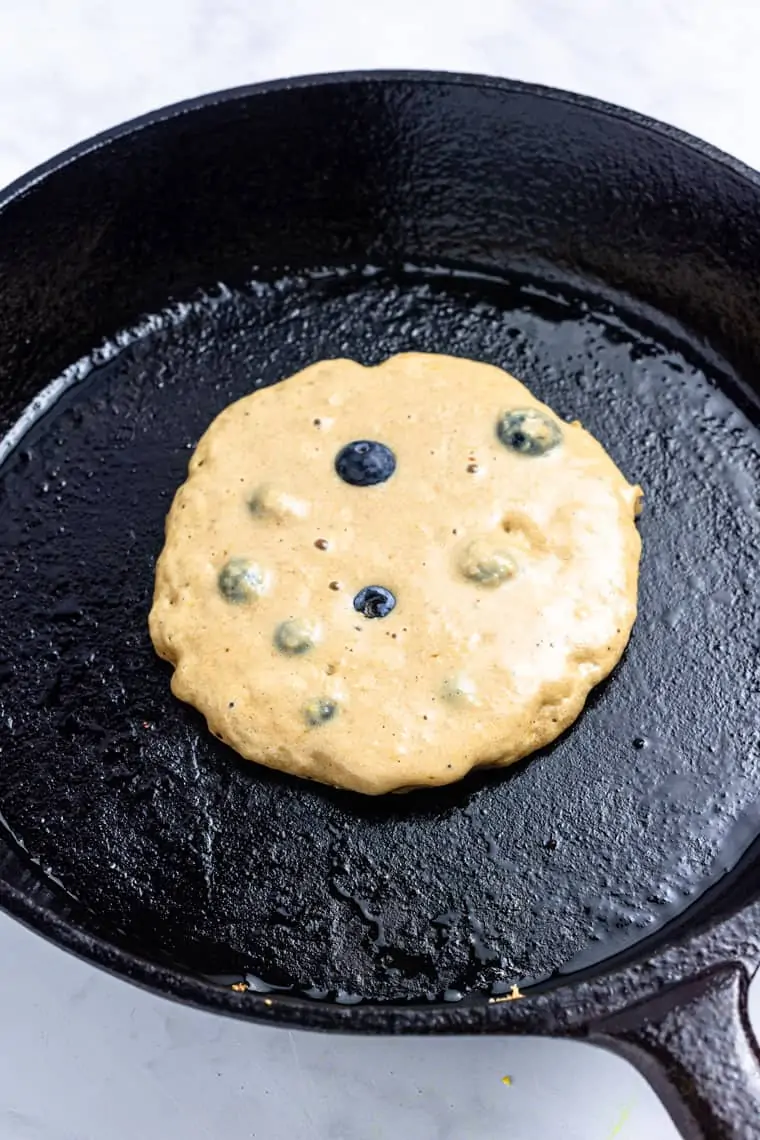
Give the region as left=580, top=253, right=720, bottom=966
left=0, top=75, right=758, bottom=1005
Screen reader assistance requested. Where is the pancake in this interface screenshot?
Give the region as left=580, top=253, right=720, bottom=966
left=149, top=352, right=642, bottom=794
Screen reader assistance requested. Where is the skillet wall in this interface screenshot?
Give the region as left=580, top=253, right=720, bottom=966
left=2, top=74, right=760, bottom=446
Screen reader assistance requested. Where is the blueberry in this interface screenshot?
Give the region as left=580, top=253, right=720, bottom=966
left=274, top=619, right=318, bottom=655
left=458, top=539, right=516, bottom=587
left=335, top=440, right=396, bottom=486
left=497, top=409, right=562, bottom=456
left=218, top=558, right=268, bottom=603
left=353, top=585, right=396, bottom=618
left=304, top=698, right=338, bottom=727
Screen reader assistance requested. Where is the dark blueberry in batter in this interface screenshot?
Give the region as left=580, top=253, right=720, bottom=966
left=274, top=619, right=316, bottom=655
left=353, top=585, right=396, bottom=619
left=304, top=698, right=338, bottom=727
left=217, top=558, right=267, bottom=603
left=497, top=409, right=562, bottom=456
left=335, top=440, right=396, bottom=486
left=274, top=620, right=316, bottom=656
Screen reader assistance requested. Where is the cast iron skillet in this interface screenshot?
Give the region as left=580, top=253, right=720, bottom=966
left=0, top=72, right=758, bottom=1139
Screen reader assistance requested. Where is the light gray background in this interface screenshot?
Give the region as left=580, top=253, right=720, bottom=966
left=0, top=2, right=758, bottom=1137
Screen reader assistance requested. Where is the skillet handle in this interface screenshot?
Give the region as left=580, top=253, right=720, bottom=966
left=588, top=963, right=760, bottom=1140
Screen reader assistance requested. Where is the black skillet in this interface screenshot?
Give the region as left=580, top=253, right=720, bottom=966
left=0, top=72, right=758, bottom=1139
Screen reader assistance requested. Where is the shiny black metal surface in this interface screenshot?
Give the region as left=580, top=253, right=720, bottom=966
left=0, top=265, right=758, bottom=1003
left=0, top=72, right=758, bottom=1139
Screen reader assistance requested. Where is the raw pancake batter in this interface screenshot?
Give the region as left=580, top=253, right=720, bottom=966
left=150, top=353, right=642, bottom=795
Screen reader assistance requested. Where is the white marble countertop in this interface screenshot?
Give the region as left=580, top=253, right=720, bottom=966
left=0, top=2, right=758, bottom=1137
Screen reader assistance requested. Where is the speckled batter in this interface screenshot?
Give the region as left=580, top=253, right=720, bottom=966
left=149, top=353, right=642, bottom=795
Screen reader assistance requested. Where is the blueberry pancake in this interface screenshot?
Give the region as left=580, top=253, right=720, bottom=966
left=149, top=353, right=642, bottom=795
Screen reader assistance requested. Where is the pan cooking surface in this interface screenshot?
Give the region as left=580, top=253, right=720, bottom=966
left=0, top=267, right=758, bottom=1001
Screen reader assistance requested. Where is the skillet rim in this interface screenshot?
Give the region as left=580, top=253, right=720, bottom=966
left=1, top=68, right=759, bottom=1032
left=3, top=67, right=760, bottom=215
